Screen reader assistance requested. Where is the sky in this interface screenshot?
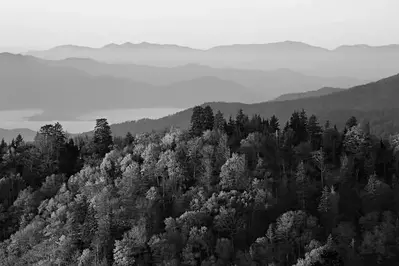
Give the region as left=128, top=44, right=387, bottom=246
left=1, top=0, right=399, bottom=52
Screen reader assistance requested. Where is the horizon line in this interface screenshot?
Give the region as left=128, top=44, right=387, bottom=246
left=21, top=40, right=399, bottom=53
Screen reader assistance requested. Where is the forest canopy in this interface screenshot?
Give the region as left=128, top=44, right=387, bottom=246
left=0, top=107, right=399, bottom=266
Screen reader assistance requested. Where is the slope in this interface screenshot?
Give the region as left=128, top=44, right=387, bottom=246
left=105, top=73, right=399, bottom=137
left=0, top=53, right=260, bottom=121
left=0, top=128, right=37, bottom=143
left=45, top=58, right=366, bottom=99
left=273, top=87, right=345, bottom=101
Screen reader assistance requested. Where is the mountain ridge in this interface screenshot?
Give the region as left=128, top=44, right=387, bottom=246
left=25, top=41, right=399, bottom=53
left=99, top=72, right=399, bottom=138
left=0, top=128, right=37, bottom=143
left=24, top=41, right=399, bottom=80
left=273, top=87, right=345, bottom=101
left=0, top=53, right=367, bottom=121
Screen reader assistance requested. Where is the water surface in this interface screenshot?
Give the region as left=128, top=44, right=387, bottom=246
left=0, top=108, right=183, bottom=134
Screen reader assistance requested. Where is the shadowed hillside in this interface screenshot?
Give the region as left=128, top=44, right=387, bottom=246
left=103, top=73, right=399, bottom=138
left=45, top=58, right=366, bottom=99
left=273, top=87, right=345, bottom=101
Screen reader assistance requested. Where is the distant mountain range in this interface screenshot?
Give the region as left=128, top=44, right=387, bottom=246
left=3, top=72, right=398, bottom=141
left=102, top=72, right=399, bottom=138
left=2, top=40, right=399, bottom=140
left=44, top=57, right=365, bottom=99
left=273, top=87, right=345, bottom=101
left=0, top=53, right=365, bottom=121
left=26, top=41, right=399, bottom=80
left=0, top=128, right=37, bottom=143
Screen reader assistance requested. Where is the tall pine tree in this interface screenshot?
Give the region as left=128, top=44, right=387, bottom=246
left=203, top=105, right=215, bottom=131
left=190, top=106, right=205, bottom=137
left=94, top=118, right=113, bottom=157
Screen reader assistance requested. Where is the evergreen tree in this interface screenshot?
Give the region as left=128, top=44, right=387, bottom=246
left=0, top=138, right=7, bottom=155
left=324, top=120, right=331, bottom=130
left=190, top=106, right=205, bottom=137
left=203, top=105, right=215, bottom=131
left=296, top=161, right=309, bottom=210
left=269, top=115, right=280, bottom=133
left=289, top=110, right=309, bottom=145
left=14, top=134, right=24, bottom=148
left=225, top=116, right=235, bottom=136
left=124, top=132, right=135, bottom=146
left=307, top=115, right=323, bottom=150
left=93, top=118, right=113, bottom=157
left=235, top=109, right=248, bottom=137
left=214, top=110, right=226, bottom=132
left=345, top=116, right=358, bottom=129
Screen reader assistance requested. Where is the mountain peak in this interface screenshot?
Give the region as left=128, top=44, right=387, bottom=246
left=209, top=40, right=327, bottom=52
left=334, top=44, right=399, bottom=51
left=52, top=44, right=91, bottom=50
left=0, top=52, right=32, bottom=63
left=0, top=52, right=21, bottom=57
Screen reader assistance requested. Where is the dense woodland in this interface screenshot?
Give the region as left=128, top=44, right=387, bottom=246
left=1, top=106, right=399, bottom=266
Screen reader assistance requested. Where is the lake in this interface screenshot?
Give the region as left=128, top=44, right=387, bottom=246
left=0, top=108, right=183, bottom=134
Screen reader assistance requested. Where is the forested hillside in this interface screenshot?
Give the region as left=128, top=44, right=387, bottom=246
left=272, top=87, right=344, bottom=102
left=1, top=106, right=399, bottom=265
left=106, top=73, right=399, bottom=139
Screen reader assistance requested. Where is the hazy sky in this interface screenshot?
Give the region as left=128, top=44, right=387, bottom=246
left=1, top=0, right=399, bottom=51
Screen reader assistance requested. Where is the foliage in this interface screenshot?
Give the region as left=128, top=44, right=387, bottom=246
left=1, top=109, right=399, bottom=266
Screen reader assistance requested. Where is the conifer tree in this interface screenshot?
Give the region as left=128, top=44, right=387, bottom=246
left=269, top=115, right=280, bottom=133
left=203, top=105, right=214, bottom=131
left=213, top=110, right=226, bottom=132
left=124, top=132, right=135, bottom=146
left=324, top=120, right=331, bottom=130
left=307, top=115, right=322, bottom=149
left=190, top=106, right=205, bottom=137
left=295, top=161, right=309, bottom=210
left=14, top=134, right=24, bottom=148
left=345, top=116, right=358, bottom=129
left=93, top=118, right=113, bottom=157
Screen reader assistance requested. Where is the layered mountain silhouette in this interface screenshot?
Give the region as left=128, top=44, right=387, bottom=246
left=0, top=128, right=37, bottom=143
left=26, top=41, right=399, bottom=80
left=0, top=53, right=260, bottom=121
left=44, top=58, right=364, bottom=99
left=103, top=72, right=399, bottom=138
left=273, top=87, right=345, bottom=101
left=0, top=53, right=365, bottom=121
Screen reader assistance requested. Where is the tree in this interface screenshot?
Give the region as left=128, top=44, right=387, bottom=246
left=307, top=115, right=323, bottom=150
left=219, top=153, right=248, bottom=191
left=312, top=148, right=327, bottom=187
left=36, top=123, right=66, bottom=151
left=14, top=135, right=24, bottom=148
left=93, top=118, right=113, bottom=157
left=324, top=120, right=331, bottom=130
left=269, top=115, right=280, bottom=133
left=346, top=116, right=358, bottom=129
left=203, top=105, right=214, bottom=131
left=33, top=123, right=67, bottom=175
left=214, top=110, right=226, bottom=132
left=296, top=161, right=310, bottom=210
left=190, top=106, right=205, bottom=137
left=289, top=110, right=308, bottom=145
left=124, top=132, right=135, bottom=146
left=0, top=139, right=7, bottom=161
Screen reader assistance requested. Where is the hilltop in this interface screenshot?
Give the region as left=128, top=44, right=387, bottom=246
left=104, top=73, right=399, bottom=138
